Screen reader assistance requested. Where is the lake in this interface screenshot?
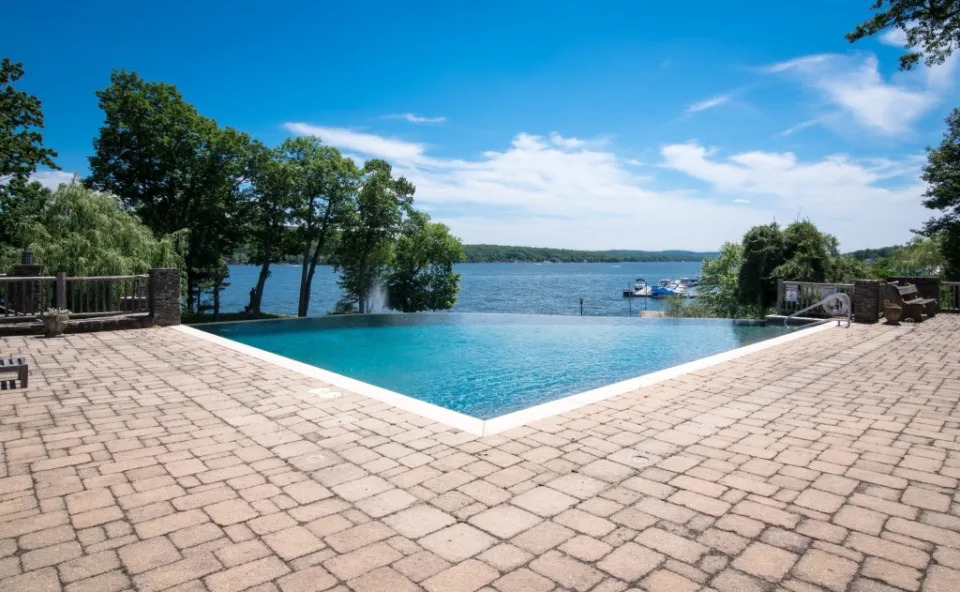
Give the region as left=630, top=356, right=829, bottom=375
left=219, top=261, right=704, bottom=317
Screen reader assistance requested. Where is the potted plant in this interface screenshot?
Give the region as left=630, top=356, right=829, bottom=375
left=882, top=299, right=902, bottom=325
left=41, top=308, right=70, bottom=336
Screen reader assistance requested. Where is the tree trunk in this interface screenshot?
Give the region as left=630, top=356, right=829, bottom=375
left=297, top=211, right=334, bottom=317
left=250, top=262, right=269, bottom=315
left=298, top=245, right=311, bottom=318
left=250, top=241, right=272, bottom=316
left=300, top=243, right=324, bottom=317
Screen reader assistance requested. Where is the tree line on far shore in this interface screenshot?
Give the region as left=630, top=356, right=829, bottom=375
left=459, top=245, right=717, bottom=263
left=1, top=62, right=463, bottom=318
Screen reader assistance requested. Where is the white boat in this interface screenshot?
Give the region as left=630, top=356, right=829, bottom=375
left=650, top=279, right=686, bottom=298
left=622, top=278, right=652, bottom=297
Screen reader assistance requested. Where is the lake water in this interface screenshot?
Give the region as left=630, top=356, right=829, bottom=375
left=219, top=261, right=704, bottom=317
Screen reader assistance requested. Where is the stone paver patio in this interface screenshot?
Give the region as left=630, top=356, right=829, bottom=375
left=2, top=316, right=960, bottom=592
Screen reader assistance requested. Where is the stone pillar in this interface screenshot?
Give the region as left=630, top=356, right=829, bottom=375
left=12, top=249, right=43, bottom=315
left=149, top=268, right=181, bottom=326
left=854, top=280, right=881, bottom=323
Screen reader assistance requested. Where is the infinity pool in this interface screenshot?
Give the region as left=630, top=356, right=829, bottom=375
left=198, top=314, right=797, bottom=419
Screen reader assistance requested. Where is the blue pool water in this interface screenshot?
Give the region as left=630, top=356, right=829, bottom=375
left=199, top=314, right=794, bottom=419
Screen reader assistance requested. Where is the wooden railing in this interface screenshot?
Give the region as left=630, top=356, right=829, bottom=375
left=944, top=281, right=960, bottom=313
left=0, top=273, right=149, bottom=322
left=63, top=275, right=149, bottom=317
left=776, top=279, right=854, bottom=317
left=0, top=276, right=57, bottom=320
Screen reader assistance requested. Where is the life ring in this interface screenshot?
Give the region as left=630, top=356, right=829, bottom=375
left=822, top=293, right=850, bottom=316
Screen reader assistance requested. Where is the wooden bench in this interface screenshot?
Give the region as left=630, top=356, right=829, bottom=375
left=0, top=356, right=28, bottom=389
left=884, top=283, right=938, bottom=322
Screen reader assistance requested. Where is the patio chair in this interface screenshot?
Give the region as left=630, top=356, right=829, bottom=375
left=0, top=356, right=28, bottom=389
left=884, top=283, right=937, bottom=322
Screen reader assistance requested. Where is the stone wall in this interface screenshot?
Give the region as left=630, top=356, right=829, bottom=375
left=148, top=268, right=181, bottom=326
left=854, top=280, right=881, bottom=323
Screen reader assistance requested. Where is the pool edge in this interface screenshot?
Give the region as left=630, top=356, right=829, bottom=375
left=174, top=319, right=836, bottom=437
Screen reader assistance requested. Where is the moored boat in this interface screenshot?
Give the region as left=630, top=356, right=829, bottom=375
left=650, top=279, right=686, bottom=298
left=622, top=278, right=651, bottom=297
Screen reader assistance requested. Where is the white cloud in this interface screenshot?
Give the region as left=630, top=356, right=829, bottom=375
left=286, top=122, right=929, bottom=249
left=765, top=51, right=954, bottom=135
left=386, top=113, right=446, bottom=124
left=549, top=132, right=585, bottom=149
left=879, top=28, right=908, bottom=47
left=660, top=142, right=926, bottom=246
left=779, top=118, right=821, bottom=137
left=30, top=170, right=76, bottom=189
left=284, top=123, right=427, bottom=162
left=684, top=94, right=732, bottom=115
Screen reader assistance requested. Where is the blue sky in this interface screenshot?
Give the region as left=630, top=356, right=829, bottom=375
left=5, top=1, right=957, bottom=250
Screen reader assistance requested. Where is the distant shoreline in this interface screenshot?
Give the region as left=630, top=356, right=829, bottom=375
left=461, top=244, right=717, bottom=263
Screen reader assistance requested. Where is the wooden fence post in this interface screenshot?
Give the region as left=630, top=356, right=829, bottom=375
left=56, top=273, right=66, bottom=310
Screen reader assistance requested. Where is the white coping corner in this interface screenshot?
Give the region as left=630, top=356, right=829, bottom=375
left=175, top=320, right=836, bottom=438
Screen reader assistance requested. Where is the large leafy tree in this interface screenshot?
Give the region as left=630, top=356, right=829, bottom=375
left=86, top=70, right=252, bottom=315
left=772, top=221, right=831, bottom=283
left=386, top=211, right=464, bottom=312
left=847, top=1, right=960, bottom=70
left=10, top=182, right=184, bottom=275
left=737, top=223, right=785, bottom=315
left=921, top=108, right=960, bottom=277
left=335, top=160, right=413, bottom=313
left=697, top=242, right=751, bottom=318
left=244, top=141, right=295, bottom=315
left=0, top=57, right=58, bottom=246
left=284, top=137, right=361, bottom=317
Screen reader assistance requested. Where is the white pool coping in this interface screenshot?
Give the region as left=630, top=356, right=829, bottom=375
left=175, top=319, right=836, bottom=437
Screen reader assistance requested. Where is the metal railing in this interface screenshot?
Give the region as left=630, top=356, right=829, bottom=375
left=784, top=292, right=852, bottom=328
left=944, top=281, right=960, bottom=313
left=776, top=280, right=854, bottom=317
left=0, top=273, right=149, bottom=322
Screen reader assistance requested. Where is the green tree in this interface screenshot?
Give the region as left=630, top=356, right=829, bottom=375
left=244, top=141, right=296, bottom=315
left=387, top=211, right=464, bottom=312
left=335, top=160, right=413, bottom=313
left=772, top=221, right=831, bottom=283
left=737, top=223, right=785, bottom=316
left=888, top=234, right=947, bottom=275
left=11, top=182, right=184, bottom=275
left=847, top=1, right=960, bottom=70
left=1, top=57, right=58, bottom=246
left=827, top=255, right=872, bottom=282
left=284, top=137, right=361, bottom=317
left=921, top=108, right=960, bottom=278
left=86, top=70, right=252, bottom=315
left=697, top=242, right=751, bottom=318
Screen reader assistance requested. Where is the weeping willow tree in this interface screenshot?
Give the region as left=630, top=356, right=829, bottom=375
left=13, top=182, right=185, bottom=275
